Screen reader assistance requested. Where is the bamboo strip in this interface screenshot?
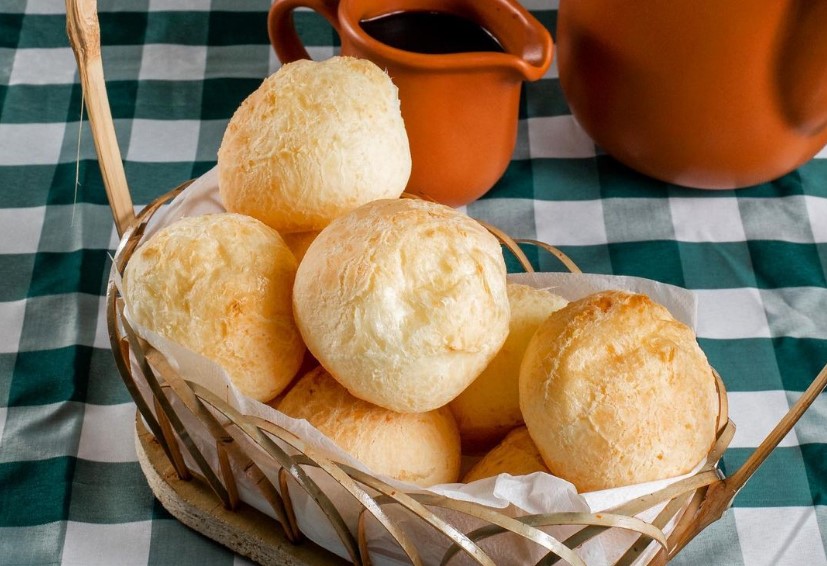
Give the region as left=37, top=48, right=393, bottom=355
left=249, top=427, right=426, bottom=566
left=516, top=239, right=582, bottom=274
left=120, top=317, right=232, bottom=507
left=725, top=361, right=827, bottom=494
left=190, top=381, right=491, bottom=566
left=152, top=395, right=190, bottom=481
left=190, top=392, right=367, bottom=565
left=666, top=361, right=827, bottom=558
left=217, top=445, right=240, bottom=509
left=65, top=0, right=134, bottom=236
left=107, top=283, right=185, bottom=481
left=147, top=354, right=244, bottom=510
left=147, top=349, right=248, bottom=510
left=477, top=220, right=535, bottom=272
left=612, top=492, right=693, bottom=566
left=353, top=491, right=587, bottom=566
left=437, top=509, right=668, bottom=566
left=277, top=467, right=303, bottom=543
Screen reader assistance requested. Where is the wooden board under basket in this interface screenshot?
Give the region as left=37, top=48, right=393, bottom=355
left=135, top=414, right=348, bottom=566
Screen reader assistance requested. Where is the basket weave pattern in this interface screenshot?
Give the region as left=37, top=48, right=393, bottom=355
left=107, top=184, right=743, bottom=566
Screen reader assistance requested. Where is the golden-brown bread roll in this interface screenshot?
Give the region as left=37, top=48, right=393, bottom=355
left=450, top=284, right=568, bottom=451
left=278, top=366, right=461, bottom=486
left=281, top=230, right=320, bottom=263
left=463, top=427, right=549, bottom=483
left=218, top=56, right=411, bottom=234
left=122, top=213, right=305, bottom=402
left=293, top=198, right=510, bottom=414
left=519, top=290, right=719, bottom=492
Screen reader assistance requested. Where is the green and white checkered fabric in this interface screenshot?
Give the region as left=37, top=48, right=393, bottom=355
left=1, top=1, right=825, bottom=564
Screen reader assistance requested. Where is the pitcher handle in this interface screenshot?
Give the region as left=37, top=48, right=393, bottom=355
left=268, top=0, right=341, bottom=63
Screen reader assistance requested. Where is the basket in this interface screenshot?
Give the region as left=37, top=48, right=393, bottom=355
left=68, top=2, right=827, bottom=565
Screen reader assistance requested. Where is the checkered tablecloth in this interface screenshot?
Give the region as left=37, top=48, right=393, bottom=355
left=1, top=1, right=826, bottom=565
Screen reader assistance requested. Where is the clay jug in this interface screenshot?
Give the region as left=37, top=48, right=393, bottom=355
left=556, top=0, right=827, bottom=188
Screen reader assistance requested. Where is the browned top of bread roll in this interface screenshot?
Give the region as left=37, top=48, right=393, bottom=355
left=463, top=427, right=549, bottom=483
left=451, top=283, right=568, bottom=451
left=520, top=290, right=719, bottom=492
left=122, top=213, right=305, bottom=402
left=218, top=56, right=411, bottom=234
left=278, top=366, right=461, bottom=486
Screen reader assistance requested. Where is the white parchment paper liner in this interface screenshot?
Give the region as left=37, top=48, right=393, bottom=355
left=122, top=168, right=708, bottom=565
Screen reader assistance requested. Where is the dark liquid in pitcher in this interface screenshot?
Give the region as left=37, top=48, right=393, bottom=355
left=359, top=11, right=504, bottom=55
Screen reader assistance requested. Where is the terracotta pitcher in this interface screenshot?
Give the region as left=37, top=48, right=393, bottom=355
left=556, top=1, right=827, bottom=189
left=268, top=0, right=553, bottom=206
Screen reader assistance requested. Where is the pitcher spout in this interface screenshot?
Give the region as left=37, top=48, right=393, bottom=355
left=777, top=0, right=827, bottom=135
left=510, top=25, right=554, bottom=82
left=503, top=7, right=553, bottom=82
left=473, top=0, right=552, bottom=82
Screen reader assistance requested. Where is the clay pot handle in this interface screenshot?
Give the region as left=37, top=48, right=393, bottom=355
left=268, top=0, right=341, bottom=63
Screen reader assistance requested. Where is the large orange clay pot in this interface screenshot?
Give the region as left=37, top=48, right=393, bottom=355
left=269, top=0, right=553, bottom=206
left=556, top=1, right=827, bottom=189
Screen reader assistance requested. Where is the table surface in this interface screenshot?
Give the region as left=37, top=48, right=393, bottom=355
left=1, top=1, right=826, bottom=565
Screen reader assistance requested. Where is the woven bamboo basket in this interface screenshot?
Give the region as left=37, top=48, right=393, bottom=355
left=67, top=1, right=827, bottom=564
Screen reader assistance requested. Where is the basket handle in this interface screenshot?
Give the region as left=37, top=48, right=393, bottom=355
left=667, top=360, right=827, bottom=558
left=66, top=0, right=135, bottom=237
left=725, top=360, right=827, bottom=493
